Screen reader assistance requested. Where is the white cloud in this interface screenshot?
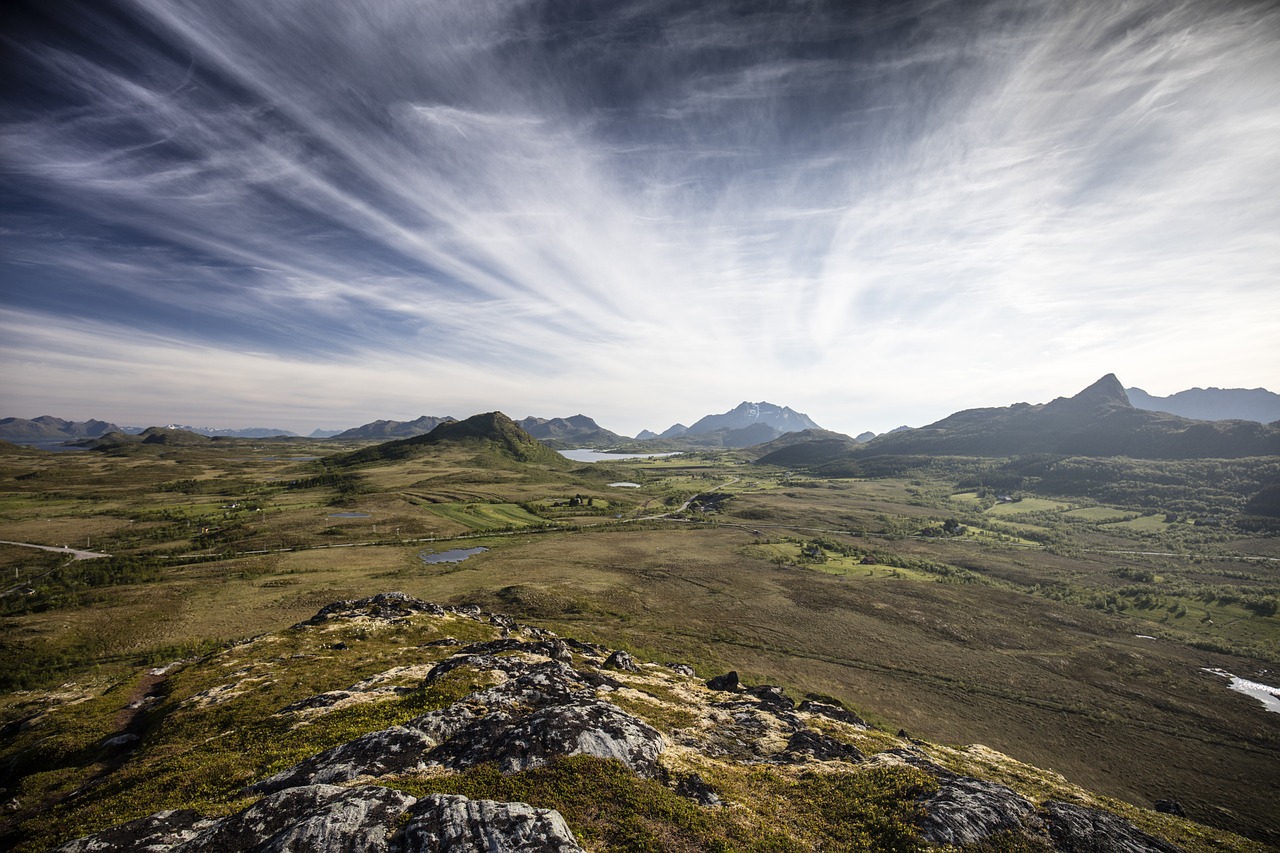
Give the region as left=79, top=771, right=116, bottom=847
left=1, top=0, right=1277, bottom=435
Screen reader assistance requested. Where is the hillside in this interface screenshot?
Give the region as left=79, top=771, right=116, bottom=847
left=752, top=428, right=861, bottom=466
left=20, top=593, right=1227, bottom=853
left=858, top=375, right=1280, bottom=459
left=327, top=412, right=569, bottom=468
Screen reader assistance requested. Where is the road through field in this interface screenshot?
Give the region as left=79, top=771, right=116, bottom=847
left=0, top=539, right=109, bottom=560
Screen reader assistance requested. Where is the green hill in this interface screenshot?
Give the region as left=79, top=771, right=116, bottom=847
left=327, top=411, right=570, bottom=469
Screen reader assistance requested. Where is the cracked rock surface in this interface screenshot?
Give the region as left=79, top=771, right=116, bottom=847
left=253, top=659, right=665, bottom=794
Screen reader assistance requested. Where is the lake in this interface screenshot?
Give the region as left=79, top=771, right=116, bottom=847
left=558, top=449, right=681, bottom=463
left=419, top=547, right=488, bottom=564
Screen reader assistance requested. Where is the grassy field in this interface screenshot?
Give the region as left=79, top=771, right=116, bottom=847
left=0, top=437, right=1277, bottom=846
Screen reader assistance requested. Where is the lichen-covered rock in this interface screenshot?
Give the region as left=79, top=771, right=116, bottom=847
left=798, top=698, right=868, bottom=728
left=427, top=699, right=665, bottom=777
left=402, top=794, right=584, bottom=852
left=296, top=592, right=446, bottom=627
left=254, top=660, right=663, bottom=793
left=917, top=773, right=1041, bottom=846
left=747, top=685, right=794, bottom=710
left=1042, top=801, right=1185, bottom=853
left=55, top=787, right=582, bottom=853
left=52, top=809, right=215, bottom=852
left=603, top=650, right=640, bottom=672
left=783, top=728, right=865, bottom=763
left=178, top=784, right=415, bottom=853
left=251, top=726, right=443, bottom=793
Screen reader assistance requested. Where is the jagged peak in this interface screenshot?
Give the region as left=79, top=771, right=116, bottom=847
left=1069, top=374, right=1131, bottom=407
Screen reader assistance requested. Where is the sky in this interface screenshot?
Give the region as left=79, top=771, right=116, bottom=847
left=2, top=0, right=1278, bottom=438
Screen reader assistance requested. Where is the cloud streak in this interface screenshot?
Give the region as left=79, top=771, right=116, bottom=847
left=2, top=0, right=1277, bottom=435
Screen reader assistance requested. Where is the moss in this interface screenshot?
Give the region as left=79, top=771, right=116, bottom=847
left=390, top=757, right=936, bottom=853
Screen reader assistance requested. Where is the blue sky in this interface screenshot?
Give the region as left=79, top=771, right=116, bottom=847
left=2, top=0, right=1278, bottom=437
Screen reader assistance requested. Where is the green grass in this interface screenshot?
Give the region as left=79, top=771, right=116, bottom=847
left=425, top=502, right=553, bottom=531
left=753, top=542, right=941, bottom=582
left=984, top=498, right=1073, bottom=516
left=392, top=757, right=937, bottom=853
left=1062, top=506, right=1134, bottom=523
left=1103, top=515, right=1174, bottom=533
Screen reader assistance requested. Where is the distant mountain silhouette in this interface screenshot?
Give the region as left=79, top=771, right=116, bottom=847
left=687, top=401, right=821, bottom=435
left=1126, top=386, right=1280, bottom=423
left=640, top=402, right=819, bottom=442
left=0, top=416, right=123, bottom=443
left=327, top=412, right=568, bottom=468
left=516, top=415, right=623, bottom=446
left=163, top=424, right=297, bottom=438
left=857, top=374, right=1280, bottom=459
left=332, top=415, right=457, bottom=440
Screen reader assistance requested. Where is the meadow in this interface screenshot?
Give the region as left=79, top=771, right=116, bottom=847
left=0, top=437, right=1277, bottom=846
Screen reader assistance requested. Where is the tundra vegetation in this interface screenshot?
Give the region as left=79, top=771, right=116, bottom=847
left=0, top=433, right=1276, bottom=850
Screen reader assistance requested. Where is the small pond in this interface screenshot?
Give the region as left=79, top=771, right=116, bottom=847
left=1203, top=668, right=1280, bottom=713
left=420, top=547, right=488, bottom=564
left=558, top=449, right=680, bottom=463
left=327, top=512, right=371, bottom=518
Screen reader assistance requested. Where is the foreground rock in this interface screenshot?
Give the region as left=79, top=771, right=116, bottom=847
left=252, top=659, right=665, bottom=793
left=405, top=794, right=584, bottom=852
left=51, top=594, right=1193, bottom=853
left=54, top=786, right=582, bottom=853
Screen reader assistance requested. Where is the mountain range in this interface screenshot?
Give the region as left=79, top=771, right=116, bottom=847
left=4, top=382, right=1278, bottom=452
left=1126, top=386, right=1280, bottom=423
left=331, top=415, right=458, bottom=440
left=0, top=416, right=123, bottom=443
left=763, top=375, right=1279, bottom=465
left=516, top=415, right=624, bottom=446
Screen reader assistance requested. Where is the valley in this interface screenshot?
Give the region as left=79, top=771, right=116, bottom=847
left=0, top=425, right=1277, bottom=850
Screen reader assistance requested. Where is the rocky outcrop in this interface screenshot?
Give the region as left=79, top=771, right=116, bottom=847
left=296, top=591, right=447, bottom=627
left=917, top=772, right=1042, bottom=846
left=404, top=794, right=584, bottom=852
left=176, top=784, right=414, bottom=853
left=253, top=657, right=664, bottom=794
left=52, top=594, right=1192, bottom=853
left=55, top=787, right=581, bottom=853
left=1042, top=801, right=1186, bottom=853
left=52, top=810, right=215, bottom=852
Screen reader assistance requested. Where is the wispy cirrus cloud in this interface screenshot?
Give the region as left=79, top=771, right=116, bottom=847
left=1, top=0, right=1277, bottom=434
